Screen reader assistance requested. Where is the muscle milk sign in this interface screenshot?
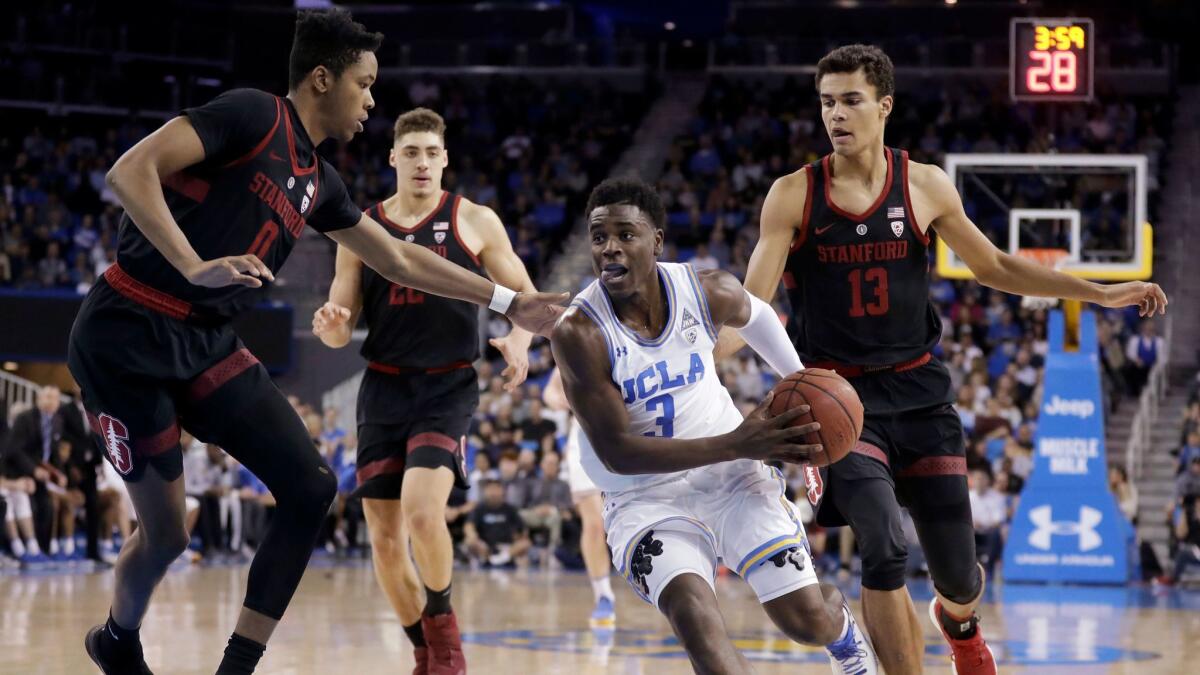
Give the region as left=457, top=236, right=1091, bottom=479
left=1004, top=311, right=1134, bottom=583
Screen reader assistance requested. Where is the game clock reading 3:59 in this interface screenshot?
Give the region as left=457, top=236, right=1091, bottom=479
left=1010, top=18, right=1094, bottom=102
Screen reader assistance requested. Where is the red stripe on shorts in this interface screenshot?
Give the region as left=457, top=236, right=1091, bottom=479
left=852, top=441, right=889, bottom=466
left=898, top=456, right=967, bottom=478
left=188, top=348, right=259, bottom=401
left=356, top=457, right=406, bottom=485
left=133, top=423, right=182, bottom=457
left=407, top=432, right=458, bottom=454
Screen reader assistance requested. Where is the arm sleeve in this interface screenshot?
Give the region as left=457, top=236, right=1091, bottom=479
left=735, top=291, right=803, bottom=378
left=308, top=160, right=362, bottom=233
left=182, top=88, right=278, bottom=166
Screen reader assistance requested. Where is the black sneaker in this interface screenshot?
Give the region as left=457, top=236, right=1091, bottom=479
left=84, top=624, right=154, bottom=674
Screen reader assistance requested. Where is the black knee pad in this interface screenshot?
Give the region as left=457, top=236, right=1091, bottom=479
left=834, top=477, right=909, bottom=591
left=902, top=475, right=981, bottom=603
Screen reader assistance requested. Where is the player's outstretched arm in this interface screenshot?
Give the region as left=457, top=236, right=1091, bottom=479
left=714, top=169, right=808, bottom=359
left=471, top=202, right=538, bottom=390
left=551, top=309, right=821, bottom=472
left=920, top=163, right=1167, bottom=317
left=106, top=117, right=274, bottom=288
left=312, top=245, right=364, bottom=348
left=328, top=215, right=568, bottom=336
left=699, top=268, right=803, bottom=378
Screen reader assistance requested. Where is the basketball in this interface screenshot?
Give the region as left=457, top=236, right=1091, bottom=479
left=768, top=369, right=864, bottom=467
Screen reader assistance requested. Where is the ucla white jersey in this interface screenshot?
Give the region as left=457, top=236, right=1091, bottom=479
left=570, top=262, right=745, bottom=493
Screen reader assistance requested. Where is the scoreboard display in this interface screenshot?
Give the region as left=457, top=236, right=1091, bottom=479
left=1010, top=18, right=1094, bottom=102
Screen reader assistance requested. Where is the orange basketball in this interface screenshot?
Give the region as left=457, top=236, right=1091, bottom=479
left=767, top=368, right=864, bottom=467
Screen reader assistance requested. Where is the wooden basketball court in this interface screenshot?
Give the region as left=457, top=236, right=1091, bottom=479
left=2, top=560, right=1197, bottom=673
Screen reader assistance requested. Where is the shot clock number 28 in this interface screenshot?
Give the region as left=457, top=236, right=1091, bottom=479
left=1010, top=18, right=1094, bottom=102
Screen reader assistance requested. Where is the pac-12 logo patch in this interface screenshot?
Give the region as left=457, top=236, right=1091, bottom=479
left=891, top=221, right=905, bottom=238
left=99, top=414, right=134, bottom=475
left=803, top=464, right=824, bottom=507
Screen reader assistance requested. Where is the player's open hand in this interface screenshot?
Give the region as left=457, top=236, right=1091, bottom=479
left=312, top=302, right=352, bottom=337
left=1100, top=281, right=1168, bottom=317
left=489, top=332, right=531, bottom=392
left=185, top=255, right=274, bottom=288
left=732, top=391, right=823, bottom=464
left=506, top=291, right=570, bottom=337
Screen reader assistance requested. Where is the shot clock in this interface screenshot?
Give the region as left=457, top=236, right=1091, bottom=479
left=1011, top=18, right=1094, bottom=102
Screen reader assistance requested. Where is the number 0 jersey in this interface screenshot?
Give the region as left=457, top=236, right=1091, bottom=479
left=571, top=262, right=744, bottom=493
left=114, top=88, right=361, bottom=320
left=782, top=148, right=942, bottom=367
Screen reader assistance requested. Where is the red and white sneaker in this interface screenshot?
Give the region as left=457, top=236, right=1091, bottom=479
left=412, top=646, right=429, bottom=675
left=421, top=612, right=467, bottom=675
left=928, top=599, right=997, bottom=674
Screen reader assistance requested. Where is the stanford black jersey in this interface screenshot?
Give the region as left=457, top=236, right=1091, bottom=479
left=783, top=148, right=942, bottom=367
left=114, top=88, right=361, bottom=319
left=360, top=193, right=483, bottom=369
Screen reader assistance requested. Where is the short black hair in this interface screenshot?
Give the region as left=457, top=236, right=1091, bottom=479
left=585, top=177, right=665, bottom=231
left=816, top=44, right=895, bottom=99
left=288, top=8, right=383, bottom=91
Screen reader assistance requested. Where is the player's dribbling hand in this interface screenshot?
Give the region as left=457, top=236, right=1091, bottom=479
left=732, top=391, right=823, bottom=464
left=312, top=302, right=352, bottom=337
left=1100, top=281, right=1168, bottom=317
left=506, top=291, right=571, bottom=338
left=185, top=255, right=274, bottom=288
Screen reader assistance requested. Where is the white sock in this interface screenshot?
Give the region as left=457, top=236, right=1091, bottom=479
left=27, top=539, right=41, bottom=556
left=11, top=538, right=26, bottom=557
left=62, top=538, right=75, bottom=556
left=591, top=576, right=614, bottom=602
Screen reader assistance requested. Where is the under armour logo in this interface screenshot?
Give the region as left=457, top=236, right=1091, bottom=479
left=615, top=346, right=628, bottom=358
left=1029, top=505, right=1102, bottom=552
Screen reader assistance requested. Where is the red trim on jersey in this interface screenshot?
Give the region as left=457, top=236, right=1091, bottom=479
left=104, top=263, right=191, bottom=321
left=805, top=351, right=932, bottom=378
left=789, top=164, right=815, bottom=253
left=407, top=432, right=459, bottom=454
left=901, top=151, right=931, bottom=247
left=374, top=191, right=450, bottom=234
left=132, top=422, right=182, bottom=457
left=357, top=457, right=406, bottom=484
left=821, top=148, right=893, bottom=222
left=367, top=360, right=472, bottom=376
left=450, top=196, right=482, bottom=268
left=280, top=97, right=318, bottom=177
left=223, top=98, right=283, bottom=169
left=852, top=441, right=889, bottom=466
left=162, top=171, right=210, bottom=203
left=898, top=456, right=967, bottom=478
left=187, top=348, right=260, bottom=401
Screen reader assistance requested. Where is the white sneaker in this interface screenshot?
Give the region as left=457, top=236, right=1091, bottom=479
left=826, top=603, right=879, bottom=675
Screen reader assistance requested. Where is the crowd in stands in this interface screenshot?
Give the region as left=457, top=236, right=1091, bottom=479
left=0, top=75, right=649, bottom=291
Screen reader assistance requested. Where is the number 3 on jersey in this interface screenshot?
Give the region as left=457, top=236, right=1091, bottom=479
left=643, top=393, right=675, bottom=438
left=848, top=266, right=889, bottom=317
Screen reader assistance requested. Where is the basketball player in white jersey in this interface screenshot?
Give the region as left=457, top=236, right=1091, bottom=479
left=543, top=367, right=617, bottom=629
left=551, top=177, right=878, bottom=675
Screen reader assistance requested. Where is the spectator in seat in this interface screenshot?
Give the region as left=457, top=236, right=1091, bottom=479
left=1125, top=320, right=1164, bottom=395
left=1, top=476, right=40, bottom=561
left=1109, top=464, right=1139, bottom=525
left=463, top=479, right=530, bottom=568
left=1176, top=431, right=1200, bottom=476
left=516, top=451, right=573, bottom=554
left=968, top=468, right=1007, bottom=580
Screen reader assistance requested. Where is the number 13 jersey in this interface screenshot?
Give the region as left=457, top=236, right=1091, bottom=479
left=782, top=147, right=942, bottom=367
left=571, top=262, right=745, bottom=494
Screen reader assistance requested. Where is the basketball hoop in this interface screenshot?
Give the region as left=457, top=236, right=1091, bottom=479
left=1016, top=248, right=1072, bottom=269
left=1017, top=248, right=1073, bottom=312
